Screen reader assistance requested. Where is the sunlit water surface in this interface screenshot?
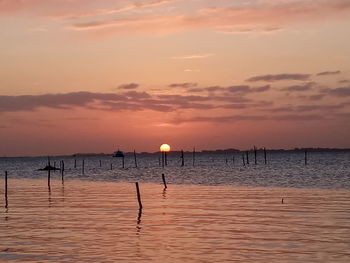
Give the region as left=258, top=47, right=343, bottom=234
left=0, top=152, right=350, bottom=262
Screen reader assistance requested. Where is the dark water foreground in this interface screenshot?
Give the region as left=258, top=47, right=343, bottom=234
left=1, top=179, right=350, bottom=263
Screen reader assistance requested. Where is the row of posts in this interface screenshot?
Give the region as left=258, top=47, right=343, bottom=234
left=3, top=169, right=168, bottom=211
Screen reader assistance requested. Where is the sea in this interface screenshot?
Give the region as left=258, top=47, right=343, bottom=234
left=0, top=150, right=350, bottom=262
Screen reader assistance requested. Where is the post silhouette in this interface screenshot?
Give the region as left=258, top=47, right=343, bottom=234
left=161, top=152, right=165, bottom=168
left=74, top=159, right=77, bottom=169
left=304, top=149, right=307, bottom=165
left=4, top=171, right=8, bottom=208
left=264, top=147, right=267, bottom=164
left=110, top=163, right=113, bottom=170
left=246, top=151, right=249, bottom=165
left=254, top=146, right=257, bottom=165
left=47, top=157, right=51, bottom=190
left=82, top=160, right=85, bottom=175
left=232, top=155, right=235, bottom=165
left=61, top=160, right=65, bottom=182
left=181, top=150, right=184, bottom=167
left=99, top=160, right=102, bottom=167
left=242, top=154, right=245, bottom=166
left=122, top=156, right=125, bottom=169
left=192, top=147, right=196, bottom=166
left=135, top=182, right=142, bottom=209
left=165, top=152, right=168, bottom=166
left=162, top=173, right=167, bottom=189
left=134, top=150, right=138, bottom=168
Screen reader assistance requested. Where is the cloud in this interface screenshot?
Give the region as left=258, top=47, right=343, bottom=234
left=227, top=85, right=271, bottom=93
left=170, top=53, right=214, bottom=59
left=246, top=73, right=311, bottom=82
left=67, top=0, right=350, bottom=36
left=325, top=87, right=350, bottom=97
left=316, top=70, right=341, bottom=76
left=118, top=83, right=139, bottom=90
left=281, top=82, right=315, bottom=92
left=0, top=92, right=126, bottom=112
left=306, top=94, right=325, bottom=101
left=168, top=83, right=197, bottom=88
left=171, top=112, right=327, bottom=124
left=0, top=91, right=218, bottom=113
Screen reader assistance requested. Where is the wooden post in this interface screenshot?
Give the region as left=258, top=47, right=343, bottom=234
left=232, top=155, right=235, bottom=165
left=162, top=173, right=167, bottom=189
left=48, top=169, right=51, bottom=190
left=82, top=160, right=85, bottom=174
left=264, top=147, right=267, bottom=165
left=192, top=147, right=195, bottom=167
left=47, top=156, right=51, bottom=190
left=254, top=146, right=257, bottom=165
left=165, top=152, right=168, bottom=166
left=74, top=159, right=77, bottom=169
left=5, top=171, right=8, bottom=208
left=61, top=160, right=65, bottom=182
left=158, top=157, right=161, bottom=167
left=242, top=154, right=245, bottom=166
left=134, top=150, right=137, bottom=168
left=246, top=151, right=249, bottom=165
left=122, top=156, right=125, bottom=169
left=99, top=160, right=102, bottom=167
left=304, top=149, right=307, bottom=165
left=161, top=152, right=165, bottom=168
left=182, top=150, right=185, bottom=166
left=110, top=163, right=113, bottom=170
left=135, top=182, right=142, bottom=209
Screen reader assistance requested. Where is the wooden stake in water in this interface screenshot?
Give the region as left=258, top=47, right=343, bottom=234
left=47, top=157, right=51, bottom=190
left=304, top=149, right=307, bottom=165
left=61, top=160, right=65, bottom=182
left=165, top=152, right=168, bottom=166
left=110, top=163, right=113, bottom=170
left=5, top=171, right=8, bottom=208
left=99, top=160, right=102, bottom=167
left=242, top=154, right=246, bottom=166
left=82, top=160, right=85, bottom=175
left=162, top=173, right=167, bottom=189
left=193, top=147, right=196, bottom=167
left=181, top=150, right=184, bottom=167
left=135, top=182, right=142, bottom=209
left=161, top=151, right=165, bottom=168
left=246, top=151, right=249, bottom=165
left=122, top=156, right=125, bottom=169
left=254, top=146, right=257, bottom=165
left=74, top=159, right=77, bottom=169
left=134, top=150, right=138, bottom=168
left=264, top=147, right=267, bottom=165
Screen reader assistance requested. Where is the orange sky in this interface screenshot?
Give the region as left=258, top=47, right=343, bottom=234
left=1, top=0, right=350, bottom=156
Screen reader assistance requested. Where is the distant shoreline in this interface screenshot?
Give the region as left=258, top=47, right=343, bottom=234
left=1, top=148, right=350, bottom=159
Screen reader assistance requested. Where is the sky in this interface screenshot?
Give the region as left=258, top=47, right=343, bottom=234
left=0, top=0, right=350, bottom=156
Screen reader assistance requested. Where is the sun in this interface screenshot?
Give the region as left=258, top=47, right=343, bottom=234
left=160, top=143, right=171, bottom=152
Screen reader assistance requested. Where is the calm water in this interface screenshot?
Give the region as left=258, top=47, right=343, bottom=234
left=1, top=151, right=350, bottom=262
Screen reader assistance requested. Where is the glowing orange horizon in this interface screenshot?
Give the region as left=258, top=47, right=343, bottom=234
left=160, top=144, right=171, bottom=152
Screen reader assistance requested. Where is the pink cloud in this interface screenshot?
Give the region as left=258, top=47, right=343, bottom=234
left=69, top=0, right=350, bottom=36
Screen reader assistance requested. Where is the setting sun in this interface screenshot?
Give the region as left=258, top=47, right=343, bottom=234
left=160, top=144, right=171, bottom=152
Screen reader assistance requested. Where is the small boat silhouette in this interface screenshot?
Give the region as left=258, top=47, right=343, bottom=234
left=113, top=150, right=125, bottom=158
